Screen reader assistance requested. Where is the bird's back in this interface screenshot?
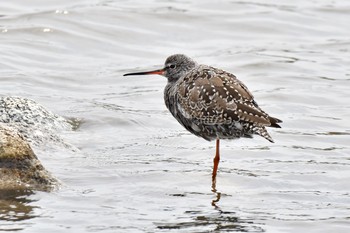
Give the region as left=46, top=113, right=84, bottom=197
left=164, top=65, right=281, bottom=142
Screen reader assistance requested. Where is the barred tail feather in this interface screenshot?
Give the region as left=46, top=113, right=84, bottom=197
left=254, top=126, right=274, bottom=143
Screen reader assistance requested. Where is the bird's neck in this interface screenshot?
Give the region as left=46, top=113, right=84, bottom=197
left=164, top=82, right=176, bottom=111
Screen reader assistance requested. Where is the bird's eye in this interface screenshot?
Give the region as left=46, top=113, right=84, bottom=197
left=169, top=64, right=176, bottom=69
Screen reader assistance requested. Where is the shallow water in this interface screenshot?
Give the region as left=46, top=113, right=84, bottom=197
left=1, top=0, right=350, bottom=232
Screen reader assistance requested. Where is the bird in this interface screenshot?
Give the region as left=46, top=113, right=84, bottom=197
left=123, top=54, right=282, bottom=182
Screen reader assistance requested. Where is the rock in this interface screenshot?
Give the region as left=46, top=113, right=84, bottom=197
left=0, top=96, right=75, bottom=147
left=0, top=124, right=59, bottom=191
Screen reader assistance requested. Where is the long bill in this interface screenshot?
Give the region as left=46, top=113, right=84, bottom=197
left=123, top=68, right=164, bottom=76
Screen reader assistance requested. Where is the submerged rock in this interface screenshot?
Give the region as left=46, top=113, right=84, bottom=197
left=0, top=124, right=58, bottom=190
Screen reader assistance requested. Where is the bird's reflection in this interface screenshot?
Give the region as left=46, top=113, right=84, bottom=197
left=0, top=188, right=38, bottom=223
left=157, top=177, right=264, bottom=232
left=211, top=176, right=221, bottom=208
left=156, top=205, right=263, bottom=232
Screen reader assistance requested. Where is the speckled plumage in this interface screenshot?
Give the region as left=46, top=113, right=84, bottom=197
left=124, top=54, right=282, bottom=180
left=162, top=55, right=282, bottom=143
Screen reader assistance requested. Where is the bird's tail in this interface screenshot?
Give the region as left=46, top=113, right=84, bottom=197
left=268, top=116, right=282, bottom=128
left=254, top=126, right=275, bottom=143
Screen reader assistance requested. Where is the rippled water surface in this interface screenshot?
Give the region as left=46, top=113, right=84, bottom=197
left=1, top=0, right=350, bottom=232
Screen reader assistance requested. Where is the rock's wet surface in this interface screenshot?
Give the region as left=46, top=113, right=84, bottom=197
left=0, top=124, right=58, bottom=191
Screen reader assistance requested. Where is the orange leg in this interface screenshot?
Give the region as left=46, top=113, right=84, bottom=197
left=212, top=139, right=220, bottom=181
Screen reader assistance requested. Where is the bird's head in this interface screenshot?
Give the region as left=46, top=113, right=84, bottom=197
left=123, top=54, right=197, bottom=82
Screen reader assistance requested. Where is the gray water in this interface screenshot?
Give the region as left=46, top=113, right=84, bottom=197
left=1, top=0, right=350, bottom=232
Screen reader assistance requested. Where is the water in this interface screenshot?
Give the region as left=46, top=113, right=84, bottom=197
left=1, top=0, right=350, bottom=232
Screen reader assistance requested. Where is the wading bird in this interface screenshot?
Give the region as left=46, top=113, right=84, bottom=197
left=124, top=54, right=282, bottom=182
